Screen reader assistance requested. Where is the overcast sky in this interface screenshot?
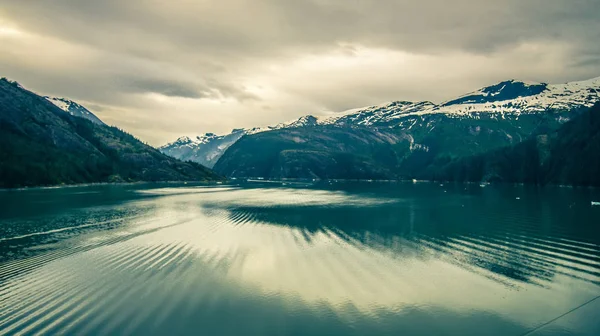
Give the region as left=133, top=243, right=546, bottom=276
left=1, top=0, right=599, bottom=145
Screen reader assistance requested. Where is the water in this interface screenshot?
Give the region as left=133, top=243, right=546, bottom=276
left=0, top=182, right=599, bottom=336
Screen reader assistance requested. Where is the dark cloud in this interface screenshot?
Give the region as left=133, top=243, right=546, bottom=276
left=3, top=0, right=599, bottom=56
left=0, top=0, right=599, bottom=144
left=118, top=78, right=257, bottom=101
left=124, top=79, right=202, bottom=98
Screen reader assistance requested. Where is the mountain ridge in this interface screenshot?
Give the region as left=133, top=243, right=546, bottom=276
left=163, top=76, right=600, bottom=168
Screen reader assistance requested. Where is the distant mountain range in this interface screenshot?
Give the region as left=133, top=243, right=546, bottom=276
left=3, top=74, right=599, bottom=188
left=0, top=78, right=222, bottom=188
left=162, top=77, right=600, bottom=169
left=160, top=130, right=247, bottom=168
left=214, top=98, right=600, bottom=186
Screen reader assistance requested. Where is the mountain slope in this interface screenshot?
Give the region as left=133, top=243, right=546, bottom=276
left=426, top=103, right=600, bottom=186
left=213, top=110, right=574, bottom=180
left=0, top=78, right=222, bottom=188
left=45, top=97, right=105, bottom=125
left=214, top=126, right=405, bottom=179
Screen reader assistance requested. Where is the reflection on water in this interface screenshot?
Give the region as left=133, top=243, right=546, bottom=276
left=0, top=182, right=599, bottom=335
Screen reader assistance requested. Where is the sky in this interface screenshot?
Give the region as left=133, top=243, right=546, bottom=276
left=1, top=0, right=599, bottom=146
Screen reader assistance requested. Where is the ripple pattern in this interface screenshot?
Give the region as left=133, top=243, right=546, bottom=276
left=0, top=184, right=599, bottom=335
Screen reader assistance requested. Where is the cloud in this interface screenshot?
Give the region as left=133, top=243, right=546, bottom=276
left=5, top=0, right=596, bottom=56
left=0, top=0, right=599, bottom=145
left=120, top=79, right=202, bottom=99
left=117, top=78, right=257, bottom=101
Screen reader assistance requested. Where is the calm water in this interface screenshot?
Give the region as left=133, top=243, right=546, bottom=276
left=0, top=182, right=599, bottom=336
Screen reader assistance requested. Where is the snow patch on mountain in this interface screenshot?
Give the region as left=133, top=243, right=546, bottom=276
left=45, top=97, right=105, bottom=125
left=320, top=101, right=436, bottom=126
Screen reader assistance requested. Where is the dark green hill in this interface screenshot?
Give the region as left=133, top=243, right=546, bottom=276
left=0, top=78, right=222, bottom=188
left=214, top=126, right=405, bottom=179
left=214, top=110, right=574, bottom=180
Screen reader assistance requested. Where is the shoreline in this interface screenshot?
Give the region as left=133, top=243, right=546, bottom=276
left=236, top=178, right=600, bottom=190
left=2, top=177, right=599, bottom=192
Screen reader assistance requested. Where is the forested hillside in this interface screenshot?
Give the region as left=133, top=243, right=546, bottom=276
left=424, top=103, right=600, bottom=186
left=0, top=78, right=222, bottom=188
left=214, top=112, right=578, bottom=180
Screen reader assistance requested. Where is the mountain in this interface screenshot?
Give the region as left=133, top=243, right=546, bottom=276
left=214, top=126, right=404, bottom=179
left=165, top=77, right=600, bottom=169
left=159, top=115, right=320, bottom=168
left=45, top=97, right=105, bottom=125
left=212, top=112, right=564, bottom=180
left=214, top=77, right=600, bottom=180
left=159, top=130, right=246, bottom=168
left=424, top=102, right=600, bottom=186
left=0, top=78, right=222, bottom=188
left=320, top=77, right=600, bottom=126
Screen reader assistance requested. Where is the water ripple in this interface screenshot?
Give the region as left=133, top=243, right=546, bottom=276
left=0, top=184, right=599, bottom=335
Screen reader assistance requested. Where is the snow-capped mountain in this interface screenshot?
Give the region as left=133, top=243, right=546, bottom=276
left=161, top=76, right=600, bottom=167
left=160, top=116, right=320, bottom=167
left=160, top=129, right=247, bottom=168
left=318, top=77, right=600, bottom=126
left=45, top=97, right=105, bottom=125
